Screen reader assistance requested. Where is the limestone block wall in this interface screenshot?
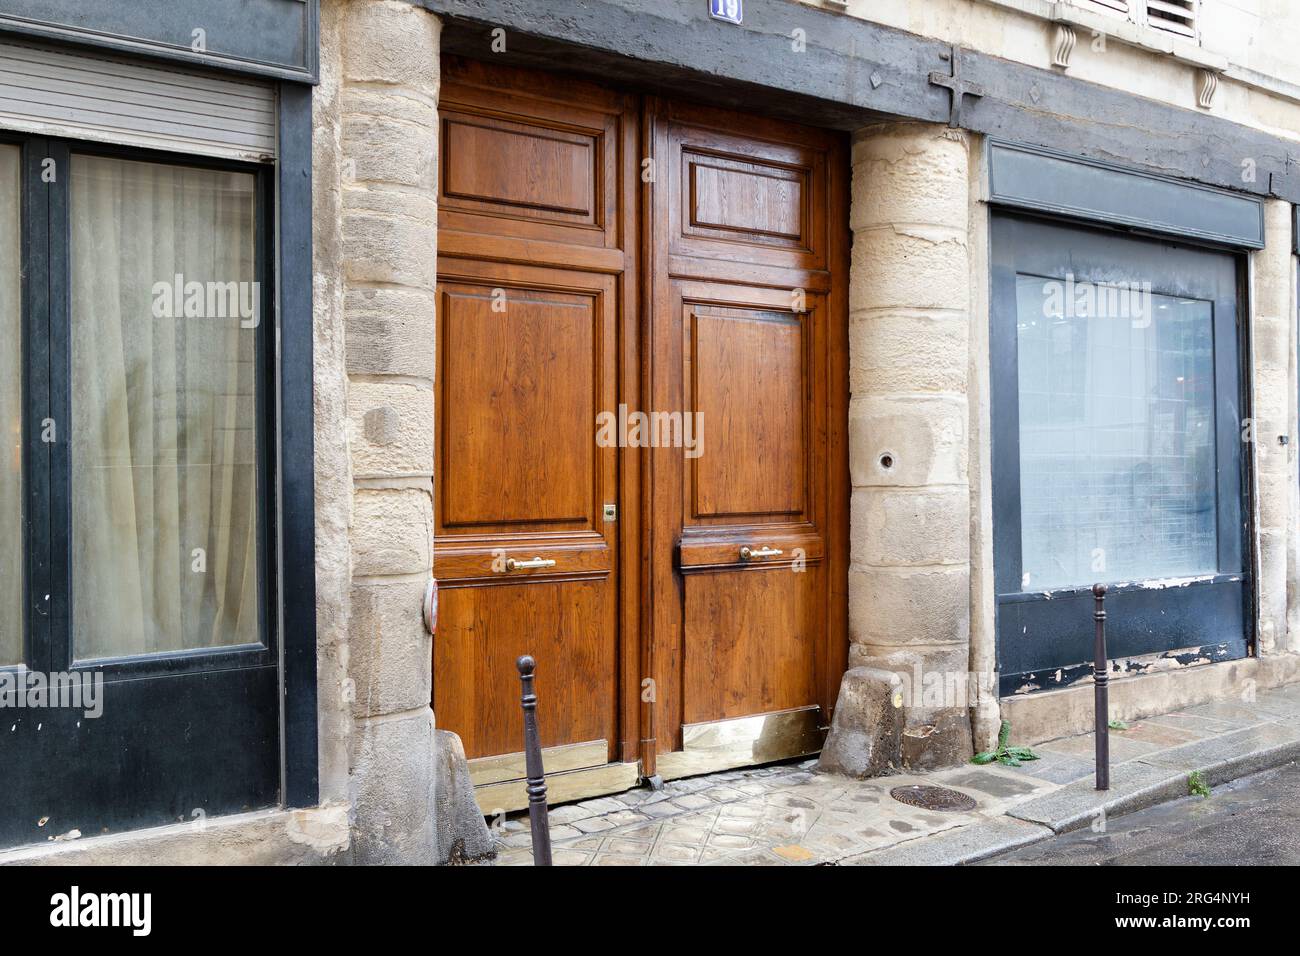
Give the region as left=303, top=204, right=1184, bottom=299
left=1255, top=200, right=1299, bottom=656
left=847, top=121, right=975, bottom=768
left=314, top=0, right=441, bottom=864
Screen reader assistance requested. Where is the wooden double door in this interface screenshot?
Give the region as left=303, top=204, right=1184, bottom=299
left=433, top=58, right=848, bottom=809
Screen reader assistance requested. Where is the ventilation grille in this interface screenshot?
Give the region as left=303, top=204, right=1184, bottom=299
left=1145, top=0, right=1198, bottom=38
left=0, top=38, right=276, bottom=161
left=1086, top=0, right=1131, bottom=12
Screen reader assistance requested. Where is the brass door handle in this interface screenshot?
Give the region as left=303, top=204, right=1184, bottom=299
left=504, top=556, right=557, bottom=572
left=739, top=546, right=783, bottom=561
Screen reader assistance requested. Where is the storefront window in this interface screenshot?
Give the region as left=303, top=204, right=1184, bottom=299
left=1015, top=276, right=1217, bottom=589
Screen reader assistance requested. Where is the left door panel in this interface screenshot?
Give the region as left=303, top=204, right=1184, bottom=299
left=433, top=59, right=637, bottom=807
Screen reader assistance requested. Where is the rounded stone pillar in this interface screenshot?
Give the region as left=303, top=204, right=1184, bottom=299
left=847, top=121, right=974, bottom=769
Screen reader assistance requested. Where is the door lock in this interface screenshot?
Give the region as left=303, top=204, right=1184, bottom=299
left=602, top=503, right=617, bottom=522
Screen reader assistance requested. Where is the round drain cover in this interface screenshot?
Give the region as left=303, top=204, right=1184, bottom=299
left=889, top=785, right=977, bottom=812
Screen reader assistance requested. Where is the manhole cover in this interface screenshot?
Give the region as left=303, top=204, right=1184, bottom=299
left=889, top=785, right=977, bottom=812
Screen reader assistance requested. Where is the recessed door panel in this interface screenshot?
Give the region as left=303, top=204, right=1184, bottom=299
left=439, top=281, right=600, bottom=530
left=687, top=305, right=807, bottom=520
left=436, top=577, right=613, bottom=759
left=684, top=564, right=820, bottom=725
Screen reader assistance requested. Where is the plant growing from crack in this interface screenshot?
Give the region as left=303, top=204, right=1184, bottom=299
left=1188, top=770, right=1211, bottom=798
left=972, top=719, right=1040, bottom=767
left=1108, top=720, right=1129, bottom=730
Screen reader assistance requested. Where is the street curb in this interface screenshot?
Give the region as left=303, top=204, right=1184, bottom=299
left=1006, top=734, right=1300, bottom=837
left=848, top=724, right=1300, bottom=865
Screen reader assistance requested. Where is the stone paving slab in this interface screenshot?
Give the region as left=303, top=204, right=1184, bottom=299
left=491, top=683, right=1300, bottom=866
left=841, top=814, right=1052, bottom=866
left=1008, top=717, right=1300, bottom=835
left=1005, top=759, right=1190, bottom=833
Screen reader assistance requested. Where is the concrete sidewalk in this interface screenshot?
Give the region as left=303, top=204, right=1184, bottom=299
left=491, top=682, right=1300, bottom=865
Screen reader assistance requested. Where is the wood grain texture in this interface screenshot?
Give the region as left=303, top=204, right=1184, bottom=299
left=683, top=566, right=819, bottom=724
left=689, top=307, right=806, bottom=519
left=443, top=116, right=595, bottom=218
left=438, top=281, right=599, bottom=528
left=435, top=578, right=614, bottom=758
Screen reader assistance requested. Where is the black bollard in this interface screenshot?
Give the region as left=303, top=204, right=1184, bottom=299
left=517, top=654, right=553, bottom=866
left=1093, top=584, right=1110, bottom=791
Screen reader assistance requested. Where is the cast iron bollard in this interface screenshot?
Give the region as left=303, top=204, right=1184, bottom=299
left=1093, top=583, right=1110, bottom=791
left=517, top=654, right=553, bottom=866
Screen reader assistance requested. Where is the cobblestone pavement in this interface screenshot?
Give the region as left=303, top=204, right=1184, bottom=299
left=491, top=759, right=1055, bottom=866
left=491, top=683, right=1300, bottom=866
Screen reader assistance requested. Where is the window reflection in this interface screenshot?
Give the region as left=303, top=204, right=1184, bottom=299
left=1016, top=274, right=1217, bottom=590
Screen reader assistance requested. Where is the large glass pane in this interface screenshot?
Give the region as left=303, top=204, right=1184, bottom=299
left=1016, top=274, right=1217, bottom=590
left=0, top=145, right=20, bottom=666
left=70, top=155, right=260, bottom=659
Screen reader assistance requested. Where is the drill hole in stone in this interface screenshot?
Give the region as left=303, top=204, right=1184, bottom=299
left=879, top=453, right=894, bottom=470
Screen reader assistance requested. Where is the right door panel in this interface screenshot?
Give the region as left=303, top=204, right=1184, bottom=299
left=648, top=100, right=848, bottom=768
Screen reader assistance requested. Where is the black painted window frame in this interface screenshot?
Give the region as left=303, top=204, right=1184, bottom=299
left=989, top=212, right=1255, bottom=697
left=0, top=77, right=319, bottom=818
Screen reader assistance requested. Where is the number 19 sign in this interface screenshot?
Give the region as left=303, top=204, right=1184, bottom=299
left=710, top=0, right=743, bottom=25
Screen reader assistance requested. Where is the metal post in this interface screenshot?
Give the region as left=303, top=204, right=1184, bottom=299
left=1093, top=583, right=1110, bottom=791
left=517, top=654, right=553, bottom=866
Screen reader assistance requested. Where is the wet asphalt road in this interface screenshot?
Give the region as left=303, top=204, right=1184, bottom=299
left=982, top=760, right=1300, bottom=865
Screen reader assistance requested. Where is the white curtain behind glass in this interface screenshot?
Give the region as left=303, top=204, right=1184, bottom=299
left=0, top=146, right=19, bottom=665
left=70, top=155, right=260, bottom=659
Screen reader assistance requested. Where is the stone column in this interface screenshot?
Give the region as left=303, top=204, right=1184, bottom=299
left=1255, top=200, right=1297, bottom=656
left=326, top=0, right=441, bottom=864
left=847, top=122, right=974, bottom=769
